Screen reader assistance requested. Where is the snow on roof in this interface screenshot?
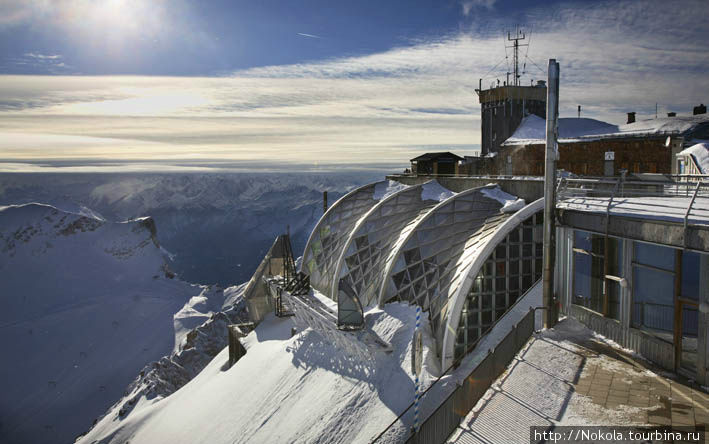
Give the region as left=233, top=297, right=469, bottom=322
left=503, top=114, right=709, bottom=146
left=481, top=185, right=526, bottom=213
left=503, top=115, right=618, bottom=146
left=373, top=179, right=409, bottom=200
left=421, top=180, right=456, bottom=202
left=678, top=142, right=709, bottom=174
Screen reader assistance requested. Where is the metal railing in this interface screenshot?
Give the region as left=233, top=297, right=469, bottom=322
left=403, top=309, right=535, bottom=444
left=557, top=175, right=709, bottom=202
left=556, top=175, right=709, bottom=236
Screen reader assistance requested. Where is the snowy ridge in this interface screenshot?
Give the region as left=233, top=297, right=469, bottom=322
left=0, top=203, right=208, bottom=444
left=77, top=302, right=438, bottom=444
left=0, top=172, right=381, bottom=286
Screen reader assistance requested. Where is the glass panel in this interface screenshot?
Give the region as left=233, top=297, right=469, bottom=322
left=681, top=251, right=700, bottom=301
left=632, top=266, right=674, bottom=331
left=634, top=242, right=675, bottom=271
left=572, top=231, right=606, bottom=315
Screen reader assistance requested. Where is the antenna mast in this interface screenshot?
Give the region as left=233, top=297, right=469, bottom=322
left=506, top=25, right=528, bottom=86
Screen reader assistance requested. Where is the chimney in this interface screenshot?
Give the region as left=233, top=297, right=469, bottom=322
left=627, top=112, right=636, bottom=124
left=694, top=103, right=707, bottom=115
left=667, top=112, right=676, bottom=117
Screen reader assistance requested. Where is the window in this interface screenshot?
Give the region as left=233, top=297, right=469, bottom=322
left=455, top=212, right=543, bottom=359
left=631, top=242, right=675, bottom=332
left=572, top=230, right=622, bottom=320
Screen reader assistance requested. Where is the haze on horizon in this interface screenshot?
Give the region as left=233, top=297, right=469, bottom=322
left=0, top=0, right=707, bottom=172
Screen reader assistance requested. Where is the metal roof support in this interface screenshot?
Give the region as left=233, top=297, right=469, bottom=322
left=543, top=59, right=559, bottom=328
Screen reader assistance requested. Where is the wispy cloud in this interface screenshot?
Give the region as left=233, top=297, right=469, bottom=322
left=0, top=0, right=707, bottom=171
left=297, top=32, right=321, bottom=39
left=460, top=0, right=497, bottom=16
left=23, top=53, right=62, bottom=60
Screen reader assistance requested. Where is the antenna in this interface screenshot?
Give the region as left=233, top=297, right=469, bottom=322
left=506, top=25, right=528, bottom=86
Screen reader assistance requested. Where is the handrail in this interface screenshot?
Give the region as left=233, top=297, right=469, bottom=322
left=683, top=182, right=702, bottom=248
left=370, top=279, right=542, bottom=443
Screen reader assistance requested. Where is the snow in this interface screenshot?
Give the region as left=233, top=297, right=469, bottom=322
left=0, top=203, right=207, bottom=444
left=0, top=172, right=381, bottom=287
left=557, top=195, right=709, bottom=225
left=678, top=142, right=709, bottom=174
left=503, top=115, right=618, bottom=145
left=420, top=180, right=456, bottom=202
left=373, top=180, right=409, bottom=200
left=503, top=114, right=709, bottom=146
left=77, top=301, right=438, bottom=444
left=481, top=185, right=526, bottom=213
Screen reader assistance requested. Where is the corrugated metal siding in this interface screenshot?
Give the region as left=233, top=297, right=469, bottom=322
left=569, top=305, right=674, bottom=371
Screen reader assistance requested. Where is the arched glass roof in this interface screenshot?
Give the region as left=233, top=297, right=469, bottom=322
left=441, top=198, right=544, bottom=368
left=332, top=181, right=454, bottom=306
left=301, top=181, right=391, bottom=297
left=377, top=185, right=512, bottom=352
left=300, top=177, right=544, bottom=367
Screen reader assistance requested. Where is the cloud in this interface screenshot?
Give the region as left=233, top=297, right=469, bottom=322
left=2, top=53, right=71, bottom=74
left=23, top=53, right=62, bottom=60
left=297, top=33, right=322, bottom=39
left=461, top=0, right=497, bottom=16
left=0, top=0, right=707, bottom=170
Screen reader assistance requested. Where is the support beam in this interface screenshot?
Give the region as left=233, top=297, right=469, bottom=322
left=543, top=59, right=560, bottom=328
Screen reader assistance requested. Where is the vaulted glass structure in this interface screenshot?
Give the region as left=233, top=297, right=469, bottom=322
left=300, top=178, right=544, bottom=368
left=302, top=181, right=388, bottom=298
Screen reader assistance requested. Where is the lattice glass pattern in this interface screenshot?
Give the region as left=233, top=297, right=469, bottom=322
left=302, top=181, right=385, bottom=298
left=380, top=187, right=512, bottom=352
left=335, top=182, right=446, bottom=307
left=454, top=211, right=544, bottom=359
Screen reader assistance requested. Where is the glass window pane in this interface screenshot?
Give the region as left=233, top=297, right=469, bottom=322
left=574, top=230, right=591, bottom=251
left=681, top=251, right=700, bottom=301
left=634, top=242, right=675, bottom=270
left=632, top=265, right=674, bottom=331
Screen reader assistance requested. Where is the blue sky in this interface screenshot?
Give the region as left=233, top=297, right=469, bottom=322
left=0, top=0, right=707, bottom=171
left=0, top=0, right=568, bottom=76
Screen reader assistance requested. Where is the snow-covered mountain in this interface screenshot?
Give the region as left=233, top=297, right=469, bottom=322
left=77, top=302, right=438, bottom=444
left=0, top=172, right=382, bottom=286
left=0, top=203, right=214, bottom=444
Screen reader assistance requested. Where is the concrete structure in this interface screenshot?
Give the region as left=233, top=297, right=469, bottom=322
left=476, top=83, right=547, bottom=156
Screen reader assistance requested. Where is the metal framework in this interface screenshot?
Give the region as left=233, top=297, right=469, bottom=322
left=301, top=181, right=390, bottom=298
left=300, top=178, right=548, bottom=368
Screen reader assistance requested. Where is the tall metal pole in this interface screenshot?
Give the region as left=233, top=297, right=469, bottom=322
left=543, top=59, right=560, bottom=328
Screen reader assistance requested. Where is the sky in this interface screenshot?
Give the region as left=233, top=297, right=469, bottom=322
left=0, top=0, right=707, bottom=172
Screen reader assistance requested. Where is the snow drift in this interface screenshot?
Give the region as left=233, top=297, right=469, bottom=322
left=78, top=302, right=438, bottom=444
